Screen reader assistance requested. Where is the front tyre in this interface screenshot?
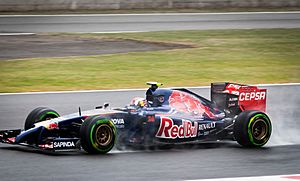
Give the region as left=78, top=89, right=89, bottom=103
left=24, top=107, right=60, bottom=130
left=80, top=116, right=116, bottom=154
left=234, top=110, right=272, bottom=147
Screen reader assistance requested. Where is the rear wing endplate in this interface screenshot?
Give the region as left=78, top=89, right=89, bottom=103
left=211, top=82, right=267, bottom=116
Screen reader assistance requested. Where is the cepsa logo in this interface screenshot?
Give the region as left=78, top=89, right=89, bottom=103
left=239, top=91, right=266, bottom=101
left=156, top=117, right=198, bottom=139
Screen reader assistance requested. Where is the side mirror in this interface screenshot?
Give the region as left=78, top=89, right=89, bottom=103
left=95, top=106, right=103, bottom=109
left=95, top=103, right=109, bottom=109
left=103, top=103, right=109, bottom=109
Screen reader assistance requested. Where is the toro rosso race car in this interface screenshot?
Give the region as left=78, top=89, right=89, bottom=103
left=0, top=82, right=272, bottom=154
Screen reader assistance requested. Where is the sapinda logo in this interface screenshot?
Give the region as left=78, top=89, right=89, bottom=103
left=239, top=91, right=266, bottom=101
left=53, top=141, right=75, bottom=148
left=156, top=117, right=198, bottom=139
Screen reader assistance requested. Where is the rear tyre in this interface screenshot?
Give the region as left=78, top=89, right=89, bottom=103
left=80, top=116, right=116, bottom=154
left=24, top=107, right=60, bottom=130
left=234, top=110, right=272, bottom=147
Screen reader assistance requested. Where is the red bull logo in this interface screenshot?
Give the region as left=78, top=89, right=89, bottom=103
left=156, top=117, right=198, bottom=139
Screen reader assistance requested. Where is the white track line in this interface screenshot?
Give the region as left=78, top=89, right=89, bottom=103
left=0, top=31, right=145, bottom=35
left=185, top=174, right=300, bottom=181
left=256, top=83, right=300, bottom=87
left=0, top=83, right=299, bottom=96
left=0, top=11, right=299, bottom=17
left=0, top=33, right=36, bottom=36
left=77, top=31, right=148, bottom=34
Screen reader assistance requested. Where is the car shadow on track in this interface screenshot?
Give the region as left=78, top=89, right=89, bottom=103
left=0, top=142, right=270, bottom=156
left=121, top=141, right=243, bottom=152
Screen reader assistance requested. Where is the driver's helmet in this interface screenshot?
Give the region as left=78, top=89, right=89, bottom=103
left=130, top=97, right=147, bottom=108
left=152, top=94, right=165, bottom=107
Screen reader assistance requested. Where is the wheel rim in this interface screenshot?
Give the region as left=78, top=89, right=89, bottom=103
left=95, top=124, right=113, bottom=147
left=251, top=119, right=268, bottom=141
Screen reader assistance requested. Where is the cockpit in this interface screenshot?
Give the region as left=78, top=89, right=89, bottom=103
left=129, top=88, right=224, bottom=119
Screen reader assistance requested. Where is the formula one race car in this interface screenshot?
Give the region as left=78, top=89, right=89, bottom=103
left=0, top=82, right=272, bottom=154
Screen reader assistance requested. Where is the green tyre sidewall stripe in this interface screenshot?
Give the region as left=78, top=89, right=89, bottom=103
left=25, top=107, right=60, bottom=130
left=247, top=113, right=272, bottom=146
left=89, top=119, right=116, bottom=153
left=39, top=111, right=60, bottom=121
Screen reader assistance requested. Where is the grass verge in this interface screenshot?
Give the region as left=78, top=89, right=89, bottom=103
left=0, top=28, right=299, bottom=93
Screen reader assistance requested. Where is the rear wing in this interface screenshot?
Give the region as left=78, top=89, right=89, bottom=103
left=211, top=82, right=266, bottom=116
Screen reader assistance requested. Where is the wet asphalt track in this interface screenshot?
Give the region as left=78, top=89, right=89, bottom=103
left=0, top=84, right=299, bottom=181
left=0, top=12, right=300, bottom=33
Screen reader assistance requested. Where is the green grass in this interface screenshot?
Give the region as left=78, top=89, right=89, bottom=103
left=0, top=29, right=299, bottom=93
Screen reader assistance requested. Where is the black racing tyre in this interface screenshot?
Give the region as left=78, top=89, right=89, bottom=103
left=80, top=116, right=116, bottom=154
left=24, top=107, right=60, bottom=130
left=234, top=110, right=272, bottom=147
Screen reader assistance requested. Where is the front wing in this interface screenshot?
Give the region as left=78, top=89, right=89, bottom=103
left=0, top=129, right=80, bottom=152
